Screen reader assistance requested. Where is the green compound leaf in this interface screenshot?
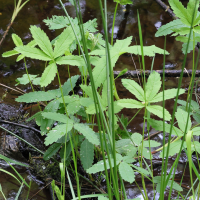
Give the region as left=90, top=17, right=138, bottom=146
left=62, top=75, right=79, bottom=96
left=42, top=112, right=72, bottom=124
left=192, top=127, right=200, bottom=136
left=117, top=99, right=144, bottom=109
left=86, top=154, right=122, bottom=174
left=187, top=0, right=199, bottom=25
left=40, top=99, right=60, bottom=135
left=155, top=19, right=187, bottom=37
left=175, top=108, right=191, bottom=132
left=113, top=0, right=132, bottom=5
left=145, top=71, right=161, bottom=102
left=45, top=123, right=73, bottom=146
left=90, top=37, right=132, bottom=88
left=126, top=45, right=169, bottom=56
left=40, top=62, right=57, bottom=87
left=15, top=74, right=38, bottom=85
left=15, top=46, right=52, bottom=61
left=121, top=79, right=144, bottom=101
left=169, top=0, right=190, bottom=26
left=159, top=140, right=184, bottom=158
left=56, top=55, right=87, bottom=75
left=12, top=34, right=23, bottom=47
left=143, top=140, right=161, bottom=148
left=30, top=26, right=54, bottom=58
left=148, top=118, right=183, bottom=136
left=54, top=27, right=75, bottom=59
left=150, top=88, right=185, bottom=103
left=16, top=90, right=59, bottom=103
left=2, top=50, right=19, bottom=57
left=146, top=105, right=171, bottom=121
left=80, top=139, right=94, bottom=170
left=43, top=143, right=62, bottom=161
left=74, top=123, right=100, bottom=145
left=119, top=162, right=135, bottom=183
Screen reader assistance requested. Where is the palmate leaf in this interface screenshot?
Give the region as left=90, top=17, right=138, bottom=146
left=2, top=50, right=19, bottom=57
left=187, top=0, right=199, bottom=25
left=159, top=140, right=185, bottom=157
left=56, top=55, right=87, bottom=75
left=146, top=105, right=171, bottom=121
left=148, top=118, right=183, bottom=136
left=62, top=75, right=79, bottom=96
left=192, top=127, right=200, bottom=136
left=15, top=46, right=51, bottom=61
left=90, top=37, right=132, bottom=88
left=16, top=90, right=59, bottom=103
left=12, top=34, right=23, bottom=47
left=121, top=79, right=144, bottom=101
left=169, top=0, right=190, bottom=26
left=155, top=19, right=187, bottom=37
left=74, top=123, right=100, bottom=145
left=175, top=108, right=191, bottom=132
left=117, top=99, right=144, bottom=109
left=42, top=112, right=72, bottom=124
left=126, top=45, right=169, bottom=56
left=54, top=27, right=75, bottom=59
left=150, top=88, right=185, bottom=103
left=39, top=99, right=60, bottom=135
left=113, top=0, right=132, bottom=5
left=45, top=123, right=73, bottom=146
left=40, top=62, right=57, bottom=87
left=15, top=74, right=38, bottom=85
left=119, top=162, right=135, bottom=183
left=43, top=143, right=62, bottom=161
left=145, top=71, right=161, bottom=101
left=30, top=26, right=54, bottom=58
left=16, top=40, right=37, bottom=62
left=86, top=154, right=122, bottom=174
left=80, top=139, right=94, bottom=170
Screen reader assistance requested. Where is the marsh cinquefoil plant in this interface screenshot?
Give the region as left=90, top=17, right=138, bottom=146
left=156, top=0, right=200, bottom=54
left=2, top=0, right=200, bottom=199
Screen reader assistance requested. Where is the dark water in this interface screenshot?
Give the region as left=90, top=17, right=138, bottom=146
left=0, top=0, right=199, bottom=199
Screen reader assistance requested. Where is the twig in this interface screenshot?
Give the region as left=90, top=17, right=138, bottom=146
left=0, top=119, right=40, bottom=133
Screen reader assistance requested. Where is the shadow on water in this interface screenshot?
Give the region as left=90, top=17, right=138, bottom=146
left=0, top=0, right=200, bottom=199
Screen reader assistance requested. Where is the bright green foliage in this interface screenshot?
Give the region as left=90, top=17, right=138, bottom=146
left=149, top=107, right=200, bottom=157
left=154, top=176, right=183, bottom=192
left=118, top=71, right=185, bottom=121
left=54, top=27, right=75, bottom=58
left=45, top=123, right=73, bottom=146
left=74, top=123, right=99, bottom=145
left=177, top=99, right=200, bottom=123
left=118, top=162, right=135, bottom=183
left=16, top=90, right=59, bottom=102
left=2, top=33, right=37, bottom=62
left=43, top=143, right=62, bottom=161
left=30, top=25, right=54, bottom=58
left=80, top=139, right=94, bottom=170
left=12, top=34, right=23, bottom=46
left=175, top=108, right=191, bottom=133
left=15, top=74, right=38, bottom=86
left=41, top=112, right=70, bottom=124
left=15, top=45, right=52, bottom=61
left=113, top=0, right=132, bottom=5
left=87, top=154, right=122, bottom=174
left=90, top=37, right=168, bottom=88
left=155, top=0, right=200, bottom=54
left=40, top=62, right=57, bottom=87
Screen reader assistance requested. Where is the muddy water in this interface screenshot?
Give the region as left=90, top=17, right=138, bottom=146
left=0, top=0, right=199, bottom=199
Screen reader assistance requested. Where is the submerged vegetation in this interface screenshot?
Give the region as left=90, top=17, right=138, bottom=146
left=1, top=0, right=200, bottom=199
